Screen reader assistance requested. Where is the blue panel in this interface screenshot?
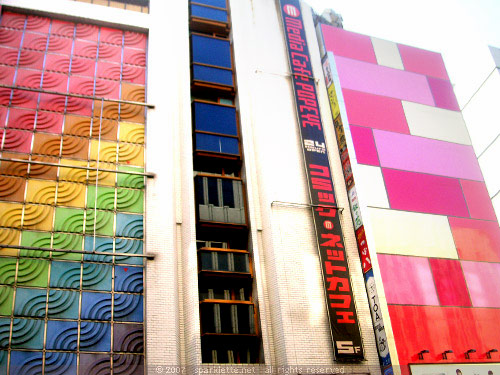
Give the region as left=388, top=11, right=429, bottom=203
left=0, top=351, right=6, bottom=375
left=114, top=294, right=143, bottom=322
left=84, top=236, right=113, bottom=262
left=194, top=102, right=237, bottom=135
left=191, top=34, right=231, bottom=68
left=80, top=322, right=111, bottom=352
left=82, top=263, right=112, bottom=291
left=191, top=4, right=228, bottom=22
left=10, top=351, right=43, bottom=374
left=11, top=318, right=44, bottom=349
left=193, top=0, right=227, bottom=8
left=193, top=64, right=233, bottom=86
left=221, top=137, right=239, bottom=154
left=115, top=238, right=143, bottom=265
left=14, top=288, right=46, bottom=317
left=50, top=261, right=81, bottom=289
left=196, top=133, right=239, bottom=155
left=115, top=266, right=143, bottom=293
left=81, top=292, right=112, bottom=321
left=47, top=290, right=79, bottom=319
left=45, top=351, right=77, bottom=375
left=116, top=214, right=144, bottom=239
left=46, top=320, right=78, bottom=350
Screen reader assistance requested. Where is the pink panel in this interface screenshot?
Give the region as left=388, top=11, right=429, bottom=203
left=321, top=24, right=376, bottom=63
left=334, top=56, right=435, bottom=106
left=98, top=43, right=122, bottom=63
left=449, top=217, right=500, bottom=262
left=42, top=72, right=69, bottom=92
left=342, top=89, right=409, bottom=133
left=26, top=16, right=50, bottom=34
left=18, top=50, right=44, bottom=70
left=398, top=44, right=449, bottom=80
left=349, top=125, right=379, bottom=166
left=22, top=32, right=48, bottom=51
left=70, top=57, right=96, bottom=77
left=373, top=129, right=483, bottom=181
left=462, top=261, right=500, bottom=308
left=97, top=61, right=122, bottom=81
left=45, top=54, right=72, bottom=74
left=0, top=12, right=26, bottom=29
left=75, top=23, right=99, bottom=42
left=124, top=48, right=146, bottom=67
left=74, top=40, right=98, bottom=59
left=0, top=129, right=33, bottom=153
left=461, top=180, right=498, bottom=221
left=429, top=258, right=471, bottom=307
left=50, top=20, right=75, bottom=38
left=48, top=35, right=73, bottom=55
left=382, top=168, right=469, bottom=217
left=124, top=31, right=147, bottom=50
left=377, top=254, right=439, bottom=305
left=427, top=76, right=460, bottom=111
left=0, top=65, right=16, bottom=85
left=0, top=27, right=23, bottom=48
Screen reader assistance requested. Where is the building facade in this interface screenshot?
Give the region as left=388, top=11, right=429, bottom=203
left=0, top=0, right=498, bottom=374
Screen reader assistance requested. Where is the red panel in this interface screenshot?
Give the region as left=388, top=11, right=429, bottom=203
left=124, top=48, right=146, bottom=67
left=342, top=89, right=409, bottom=133
left=122, top=65, right=146, bottom=84
left=45, top=54, right=72, bottom=74
left=74, top=40, right=98, bottom=59
left=0, top=27, right=23, bottom=48
left=42, top=72, right=69, bottom=92
left=100, top=27, right=123, bottom=45
left=97, top=61, right=122, bottom=81
left=461, top=180, right=498, bottom=221
left=0, top=65, right=16, bottom=85
left=349, top=125, right=380, bottom=166
left=50, top=20, right=75, bottom=38
left=0, top=12, right=26, bottom=29
left=39, top=93, right=66, bottom=113
left=389, top=305, right=500, bottom=366
left=98, top=43, right=121, bottom=63
left=18, top=50, right=44, bottom=70
left=36, top=111, right=64, bottom=134
left=429, top=258, right=471, bottom=307
left=0, top=129, right=33, bottom=153
left=22, top=32, right=48, bottom=51
left=6, top=108, right=36, bottom=131
left=0, top=107, right=6, bottom=128
left=449, top=217, right=500, bottom=262
left=69, top=76, right=95, bottom=96
left=320, top=24, right=377, bottom=63
left=9, top=90, right=38, bottom=109
left=398, top=44, right=449, bottom=80
left=0, top=46, right=20, bottom=66
left=26, top=16, right=50, bottom=34
left=124, top=31, right=147, bottom=50
left=382, top=168, right=469, bottom=217
left=427, top=76, right=460, bottom=111
left=16, top=69, right=42, bottom=88
left=75, top=23, right=99, bottom=42
left=70, top=57, right=95, bottom=77
left=48, top=35, right=72, bottom=55
left=95, top=79, right=120, bottom=98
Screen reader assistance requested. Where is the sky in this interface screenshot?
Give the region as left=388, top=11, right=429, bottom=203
left=305, top=0, right=500, bottom=106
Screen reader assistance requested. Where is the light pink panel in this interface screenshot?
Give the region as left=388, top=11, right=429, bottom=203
left=427, top=76, right=460, bottom=111
left=378, top=254, right=439, bottom=306
left=321, top=24, right=377, bottom=63
left=373, top=130, right=483, bottom=181
left=349, top=125, right=379, bottom=166
left=461, top=180, right=498, bottom=221
left=462, top=261, right=500, bottom=308
left=398, top=44, right=449, bottom=80
left=449, top=217, right=500, bottom=262
left=382, top=168, right=469, bottom=217
left=334, top=56, right=435, bottom=106
left=342, top=89, right=409, bottom=133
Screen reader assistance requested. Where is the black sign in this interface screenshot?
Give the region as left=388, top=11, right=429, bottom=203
left=278, top=0, right=364, bottom=360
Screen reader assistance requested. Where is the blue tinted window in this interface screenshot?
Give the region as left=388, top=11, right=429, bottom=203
left=193, top=64, right=233, bottom=86
left=192, top=34, right=231, bottom=68
left=194, top=102, right=237, bottom=135
left=191, top=4, right=228, bottom=22
left=193, top=0, right=227, bottom=8
left=196, top=134, right=239, bottom=155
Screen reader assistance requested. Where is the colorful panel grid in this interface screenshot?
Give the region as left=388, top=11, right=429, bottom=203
left=0, top=11, right=146, bottom=375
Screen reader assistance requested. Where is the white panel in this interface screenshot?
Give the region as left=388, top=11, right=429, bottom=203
left=403, top=101, right=472, bottom=144
left=354, top=165, right=389, bottom=209
left=367, top=208, right=459, bottom=259
left=371, top=37, right=404, bottom=70
left=479, top=136, right=500, bottom=198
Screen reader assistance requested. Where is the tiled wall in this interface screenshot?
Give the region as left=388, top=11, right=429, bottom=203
left=321, top=24, right=500, bottom=371
left=0, top=11, right=147, bottom=374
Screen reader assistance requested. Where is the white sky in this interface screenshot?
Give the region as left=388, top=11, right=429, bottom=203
left=306, top=0, right=500, bottom=106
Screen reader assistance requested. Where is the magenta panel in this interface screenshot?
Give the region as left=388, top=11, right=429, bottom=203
left=449, top=217, right=500, bottom=262
left=461, top=180, right=498, bottom=221
left=382, top=168, right=469, bottom=217
left=342, top=89, right=409, bottom=133
left=427, top=76, right=460, bottom=111
left=398, top=44, right=449, bottom=80
left=377, top=254, right=439, bottom=306
left=334, top=56, right=435, bottom=106
left=429, top=258, right=471, bottom=307
left=373, top=129, right=483, bottom=181
left=349, top=125, right=379, bottom=166
left=321, top=24, right=377, bottom=63
left=462, top=261, right=500, bottom=308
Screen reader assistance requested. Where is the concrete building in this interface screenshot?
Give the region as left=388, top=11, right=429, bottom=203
left=0, top=1, right=498, bottom=375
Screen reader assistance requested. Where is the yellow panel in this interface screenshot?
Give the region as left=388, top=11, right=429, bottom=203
left=0, top=228, right=20, bottom=256
left=119, top=122, right=145, bottom=144
left=23, top=204, right=54, bottom=231
left=57, top=182, right=86, bottom=208
left=0, top=202, right=23, bottom=228
left=368, top=208, right=458, bottom=258
left=90, top=140, right=117, bottom=163
left=118, top=143, right=144, bottom=167
left=88, top=162, right=116, bottom=187
left=59, top=159, right=88, bottom=183
left=26, top=180, right=57, bottom=205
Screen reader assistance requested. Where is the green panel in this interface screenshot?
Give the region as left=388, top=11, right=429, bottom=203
left=52, top=233, right=83, bottom=261
left=117, top=166, right=145, bottom=189
left=20, top=231, right=51, bottom=258
left=54, top=208, right=85, bottom=233
left=0, top=258, right=17, bottom=285
left=87, top=186, right=116, bottom=210
left=17, top=259, right=49, bottom=287
left=85, top=210, right=114, bottom=236
left=0, top=286, right=13, bottom=316
left=116, top=188, right=144, bottom=213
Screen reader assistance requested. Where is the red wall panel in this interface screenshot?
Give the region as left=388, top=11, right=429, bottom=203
left=429, top=258, right=471, bottom=307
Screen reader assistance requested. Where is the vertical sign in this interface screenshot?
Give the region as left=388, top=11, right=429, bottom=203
left=279, top=0, right=364, bottom=360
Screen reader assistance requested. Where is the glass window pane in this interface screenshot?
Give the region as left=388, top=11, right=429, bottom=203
left=233, top=253, right=248, bottom=273
left=191, top=4, right=228, bottom=23
left=207, top=178, right=219, bottom=206
left=194, top=102, right=237, bottom=136
left=200, top=252, right=212, bottom=270
left=191, top=34, right=231, bottom=68
left=222, top=179, right=234, bottom=207
left=217, top=252, right=229, bottom=271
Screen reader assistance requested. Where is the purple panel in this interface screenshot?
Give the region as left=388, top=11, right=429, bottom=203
left=398, top=44, right=449, bottom=80
left=335, top=56, right=435, bottom=106
left=429, top=258, right=471, bottom=307
left=462, top=261, right=500, bottom=308
left=382, top=168, right=469, bottom=217
left=373, top=129, right=483, bottom=181
left=349, top=125, right=379, bottom=166
left=461, top=180, right=498, bottom=221
left=377, top=254, right=439, bottom=306
left=342, top=89, right=410, bottom=133
left=427, top=76, right=460, bottom=111
left=321, top=24, right=377, bottom=63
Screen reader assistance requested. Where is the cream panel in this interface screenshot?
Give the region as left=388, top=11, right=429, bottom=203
left=368, top=208, right=458, bottom=258
left=403, top=101, right=472, bottom=144
left=354, top=164, right=389, bottom=208
left=371, top=37, right=404, bottom=70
